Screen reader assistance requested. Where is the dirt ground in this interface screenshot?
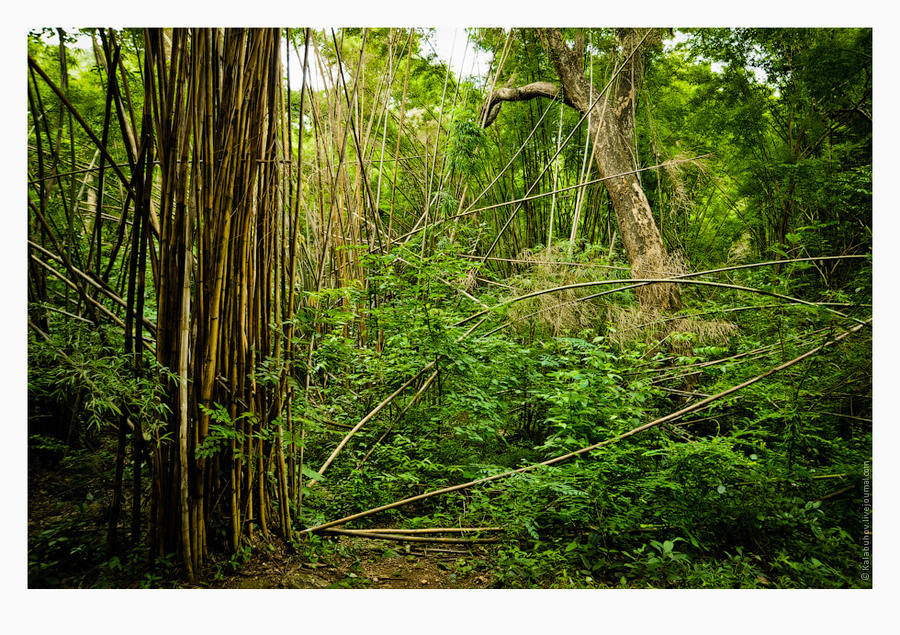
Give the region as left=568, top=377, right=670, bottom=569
left=212, top=536, right=496, bottom=589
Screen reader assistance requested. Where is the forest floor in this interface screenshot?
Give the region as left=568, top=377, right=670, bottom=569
left=27, top=440, right=495, bottom=589
left=208, top=536, right=495, bottom=590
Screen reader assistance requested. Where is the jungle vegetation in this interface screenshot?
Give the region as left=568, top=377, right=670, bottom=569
left=26, top=27, right=872, bottom=594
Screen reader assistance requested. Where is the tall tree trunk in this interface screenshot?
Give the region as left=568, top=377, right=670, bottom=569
left=482, top=28, right=682, bottom=313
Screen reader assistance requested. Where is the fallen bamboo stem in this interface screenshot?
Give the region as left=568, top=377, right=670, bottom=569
left=321, top=528, right=501, bottom=544
left=473, top=254, right=869, bottom=337
left=819, top=412, right=872, bottom=423
left=356, top=368, right=439, bottom=469
left=412, top=548, right=473, bottom=555
left=301, top=318, right=870, bottom=535
left=820, top=485, right=857, bottom=501
left=639, top=326, right=834, bottom=377
left=470, top=273, right=867, bottom=335
left=734, top=473, right=848, bottom=487
left=30, top=254, right=129, bottom=330
left=625, top=301, right=865, bottom=335
left=351, top=527, right=504, bottom=534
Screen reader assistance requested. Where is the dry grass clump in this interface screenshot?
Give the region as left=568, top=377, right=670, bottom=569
left=606, top=304, right=738, bottom=348
left=633, top=250, right=690, bottom=313
left=503, top=242, right=623, bottom=337
left=606, top=251, right=738, bottom=350
left=501, top=242, right=737, bottom=349
left=660, top=152, right=712, bottom=213
left=460, top=266, right=478, bottom=294
left=727, top=232, right=753, bottom=265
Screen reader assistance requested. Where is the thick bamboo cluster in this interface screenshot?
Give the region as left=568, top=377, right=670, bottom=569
left=143, top=28, right=291, bottom=579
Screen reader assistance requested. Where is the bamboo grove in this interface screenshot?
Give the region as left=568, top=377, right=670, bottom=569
left=27, top=27, right=872, bottom=586
left=30, top=28, right=303, bottom=579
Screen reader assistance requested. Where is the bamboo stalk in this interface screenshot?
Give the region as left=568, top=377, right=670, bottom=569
left=546, top=100, right=564, bottom=259
left=311, top=316, right=488, bottom=481
left=455, top=253, right=628, bottom=270
left=477, top=36, right=651, bottom=262
left=386, top=35, right=413, bottom=251
left=355, top=367, right=440, bottom=469
left=27, top=238, right=158, bottom=334
left=28, top=55, right=136, bottom=198
left=311, top=361, right=436, bottom=483
left=29, top=253, right=129, bottom=331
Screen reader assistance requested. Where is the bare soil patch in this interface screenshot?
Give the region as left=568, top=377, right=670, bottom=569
left=212, top=536, right=495, bottom=589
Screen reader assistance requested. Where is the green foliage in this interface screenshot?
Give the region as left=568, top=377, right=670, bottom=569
left=532, top=336, right=656, bottom=452
left=28, top=520, right=81, bottom=587
left=28, top=321, right=173, bottom=447
left=445, top=118, right=489, bottom=180
left=28, top=471, right=108, bottom=588
left=28, top=434, right=68, bottom=468
left=643, top=28, right=871, bottom=270
left=294, top=244, right=870, bottom=587
left=27, top=27, right=871, bottom=590
left=492, top=543, right=572, bottom=588
left=622, top=538, right=692, bottom=585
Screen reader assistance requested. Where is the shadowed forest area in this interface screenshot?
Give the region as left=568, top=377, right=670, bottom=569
left=25, top=24, right=875, bottom=606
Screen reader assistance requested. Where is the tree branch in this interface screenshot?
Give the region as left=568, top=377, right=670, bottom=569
left=481, top=81, right=563, bottom=128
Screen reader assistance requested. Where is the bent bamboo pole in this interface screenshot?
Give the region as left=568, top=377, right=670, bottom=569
left=460, top=257, right=870, bottom=331
left=356, top=367, right=440, bottom=469
left=311, top=317, right=488, bottom=482
left=28, top=239, right=158, bottom=335
left=310, top=361, right=436, bottom=483
left=28, top=55, right=136, bottom=198
left=301, top=317, right=870, bottom=535
left=309, top=255, right=869, bottom=485
left=475, top=254, right=870, bottom=337
left=450, top=155, right=714, bottom=223
left=351, top=527, right=504, bottom=534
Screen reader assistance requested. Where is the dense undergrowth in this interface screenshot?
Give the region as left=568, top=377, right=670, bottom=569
left=28, top=243, right=872, bottom=589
